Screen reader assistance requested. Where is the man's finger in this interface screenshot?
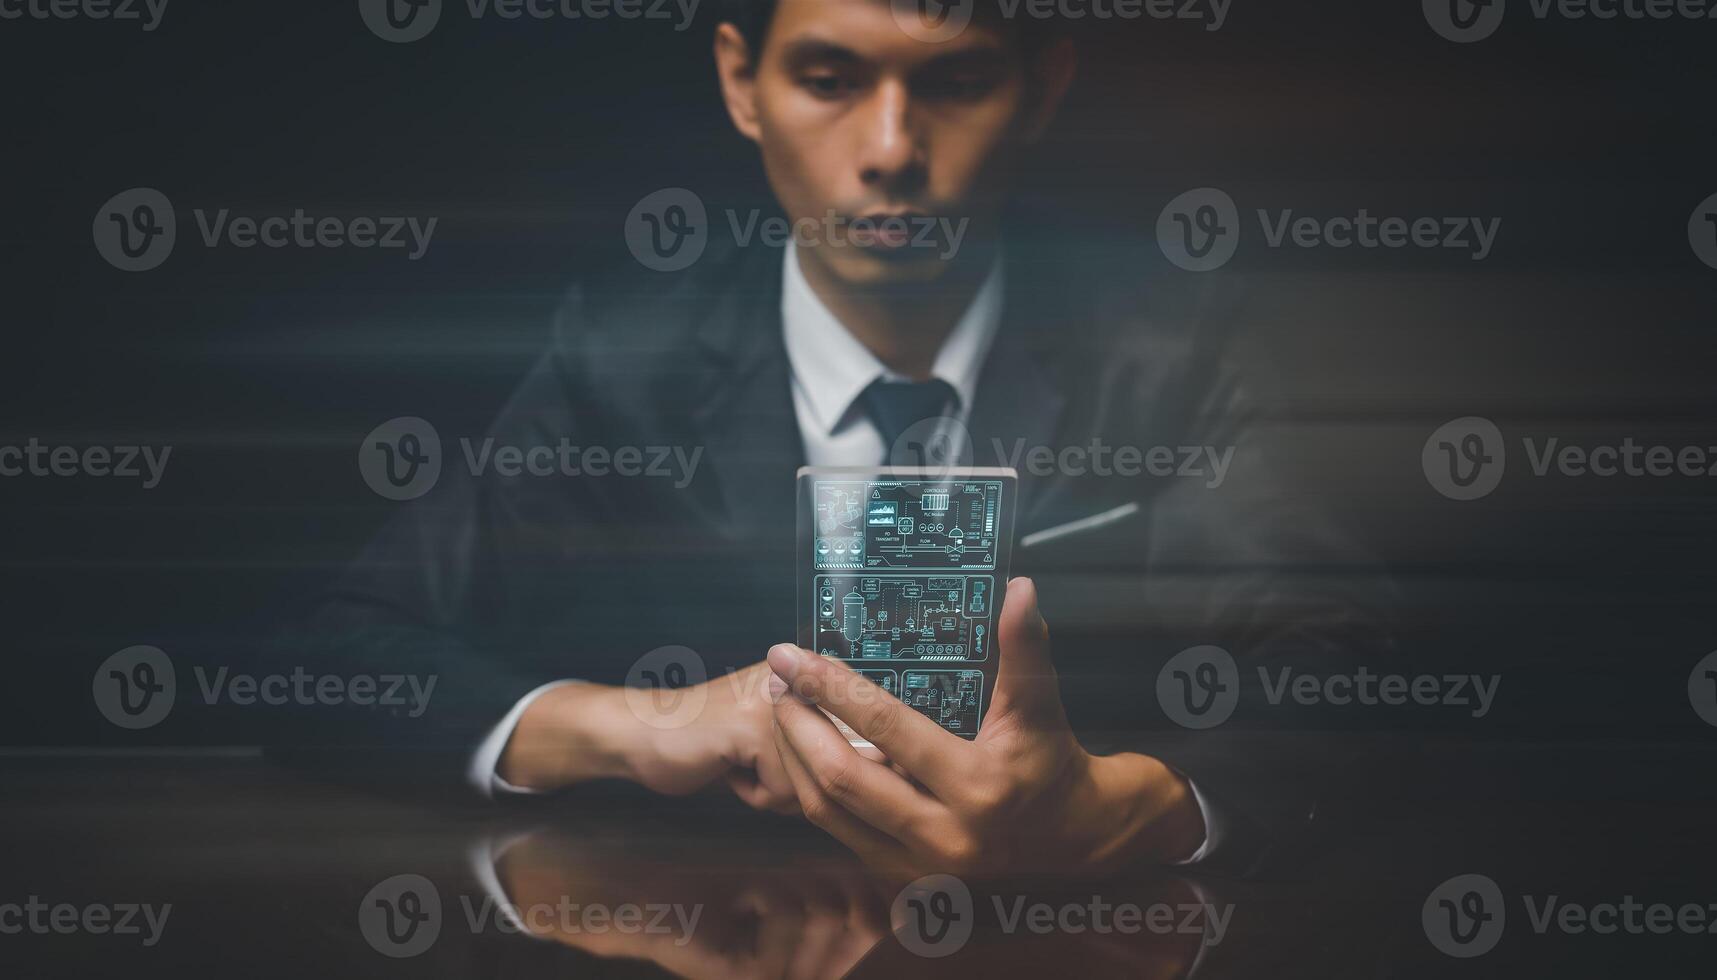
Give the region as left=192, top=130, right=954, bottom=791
left=767, top=644, right=969, bottom=798
left=725, top=769, right=769, bottom=809
left=724, top=769, right=799, bottom=815
left=772, top=718, right=914, bottom=874
left=989, top=577, right=1065, bottom=727
left=772, top=691, right=948, bottom=853
left=751, top=729, right=805, bottom=813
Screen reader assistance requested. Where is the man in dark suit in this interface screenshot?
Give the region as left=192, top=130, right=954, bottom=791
left=304, top=0, right=1389, bottom=878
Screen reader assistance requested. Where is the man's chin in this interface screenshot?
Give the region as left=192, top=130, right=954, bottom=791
left=811, top=246, right=958, bottom=288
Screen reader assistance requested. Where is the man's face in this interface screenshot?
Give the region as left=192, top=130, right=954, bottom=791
left=720, top=0, right=1056, bottom=286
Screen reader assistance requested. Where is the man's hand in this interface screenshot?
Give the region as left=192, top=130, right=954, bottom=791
left=766, top=577, right=1208, bottom=879
left=499, top=832, right=890, bottom=980
left=498, top=661, right=800, bottom=814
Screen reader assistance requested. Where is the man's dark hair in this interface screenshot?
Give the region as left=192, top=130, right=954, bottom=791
left=717, top=0, right=1059, bottom=60
left=718, top=0, right=777, bottom=54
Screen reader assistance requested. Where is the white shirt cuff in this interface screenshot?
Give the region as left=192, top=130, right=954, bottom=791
left=467, top=680, right=581, bottom=798
left=465, top=831, right=543, bottom=937
left=1172, top=779, right=1226, bottom=866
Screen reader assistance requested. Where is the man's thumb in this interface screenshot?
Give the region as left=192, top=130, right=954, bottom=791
left=991, top=577, right=1063, bottom=722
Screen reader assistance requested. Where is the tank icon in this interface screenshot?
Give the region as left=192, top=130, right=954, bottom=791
left=842, top=592, right=866, bottom=643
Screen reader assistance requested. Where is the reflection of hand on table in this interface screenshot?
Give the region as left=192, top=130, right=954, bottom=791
left=858, top=873, right=1214, bottom=980
left=492, top=831, right=890, bottom=980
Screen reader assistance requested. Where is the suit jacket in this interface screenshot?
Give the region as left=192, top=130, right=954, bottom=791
left=287, top=229, right=1395, bottom=875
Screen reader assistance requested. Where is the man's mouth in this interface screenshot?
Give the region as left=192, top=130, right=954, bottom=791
left=848, top=212, right=928, bottom=250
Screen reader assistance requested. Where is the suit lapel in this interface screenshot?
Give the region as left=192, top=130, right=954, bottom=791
left=689, top=246, right=804, bottom=542
left=965, top=255, right=1073, bottom=524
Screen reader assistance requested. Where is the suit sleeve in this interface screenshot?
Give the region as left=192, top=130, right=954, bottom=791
left=1128, top=350, right=1401, bottom=876
left=268, top=290, right=602, bottom=793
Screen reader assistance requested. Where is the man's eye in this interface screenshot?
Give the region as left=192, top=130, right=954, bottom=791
left=919, top=74, right=997, bottom=101
left=800, top=74, right=854, bottom=98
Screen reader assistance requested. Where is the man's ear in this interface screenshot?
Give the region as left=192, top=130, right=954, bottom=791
left=1019, top=38, right=1078, bottom=143
left=714, top=23, right=763, bottom=144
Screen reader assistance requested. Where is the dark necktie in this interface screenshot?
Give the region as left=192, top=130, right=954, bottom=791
left=858, top=377, right=958, bottom=465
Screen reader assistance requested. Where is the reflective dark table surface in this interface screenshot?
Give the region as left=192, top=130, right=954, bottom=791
left=7, top=738, right=1714, bottom=978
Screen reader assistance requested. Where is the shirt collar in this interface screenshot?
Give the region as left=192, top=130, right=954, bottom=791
left=781, top=243, right=1005, bottom=437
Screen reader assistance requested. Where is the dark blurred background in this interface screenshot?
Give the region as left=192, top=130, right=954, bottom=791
left=3, top=5, right=1717, bottom=978
left=2, top=0, right=1714, bottom=780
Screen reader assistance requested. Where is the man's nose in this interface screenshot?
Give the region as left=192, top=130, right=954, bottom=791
left=855, top=80, right=927, bottom=195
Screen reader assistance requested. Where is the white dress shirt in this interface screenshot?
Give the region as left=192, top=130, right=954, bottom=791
left=781, top=240, right=1004, bottom=465
left=466, top=244, right=1221, bottom=863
